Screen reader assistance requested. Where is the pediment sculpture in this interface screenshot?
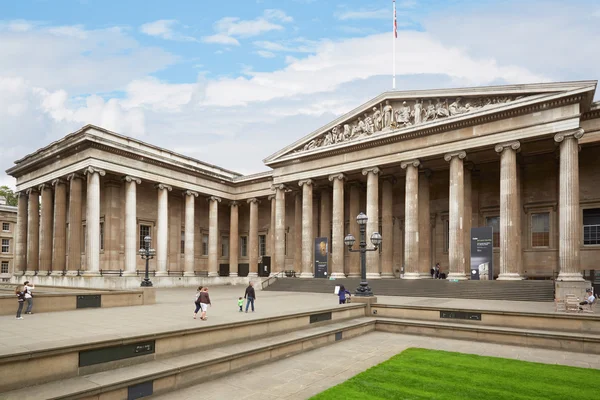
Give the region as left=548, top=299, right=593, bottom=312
left=296, top=95, right=523, bottom=153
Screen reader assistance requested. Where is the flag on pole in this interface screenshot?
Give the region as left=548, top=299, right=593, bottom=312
left=394, top=2, right=397, bottom=38
left=392, top=0, right=396, bottom=89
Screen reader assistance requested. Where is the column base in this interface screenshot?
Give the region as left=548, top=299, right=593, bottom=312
left=248, top=272, right=258, bottom=278
left=496, top=273, right=525, bottom=281
left=347, top=273, right=361, bottom=278
left=330, top=272, right=346, bottom=279
left=555, top=280, right=589, bottom=300
left=37, top=270, right=49, bottom=276
left=446, top=273, right=468, bottom=280
left=366, top=273, right=381, bottom=280
left=155, top=271, right=169, bottom=277
left=82, top=271, right=101, bottom=277
left=229, top=272, right=238, bottom=277
left=556, top=272, right=585, bottom=282
left=122, top=271, right=138, bottom=277
left=50, top=271, right=64, bottom=277
left=207, top=272, right=219, bottom=278
left=402, top=272, right=422, bottom=280
left=24, top=271, right=36, bottom=276
left=65, top=270, right=80, bottom=277
left=299, top=272, right=314, bottom=278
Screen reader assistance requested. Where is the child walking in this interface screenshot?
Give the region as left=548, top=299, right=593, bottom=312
left=238, top=297, right=244, bottom=312
left=16, top=286, right=25, bottom=319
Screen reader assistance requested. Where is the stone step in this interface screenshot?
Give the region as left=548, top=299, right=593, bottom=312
left=0, top=318, right=375, bottom=400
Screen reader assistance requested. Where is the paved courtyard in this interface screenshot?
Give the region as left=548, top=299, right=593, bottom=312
left=152, top=331, right=600, bottom=400
left=0, top=285, right=564, bottom=356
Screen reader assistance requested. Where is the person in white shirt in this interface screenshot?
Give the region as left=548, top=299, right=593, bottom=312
left=579, top=290, right=596, bottom=310
left=23, top=281, right=35, bottom=315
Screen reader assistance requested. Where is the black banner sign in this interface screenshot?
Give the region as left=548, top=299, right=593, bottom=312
left=470, top=227, right=493, bottom=280
left=314, top=237, right=328, bottom=278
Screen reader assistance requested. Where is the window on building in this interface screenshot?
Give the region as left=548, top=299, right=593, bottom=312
left=240, top=236, right=248, bottom=257
left=259, top=234, right=266, bottom=257
left=583, top=208, right=600, bottom=245
left=531, top=212, right=550, bottom=247
left=202, top=234, right=209, bottom=256
left=99, top=222, right=104, bottom=251
left=1, top=239, right=9, bottom=253
left=0, top=261, right=8, bottom=274
left=2, top=223, right=9, bottom=232
left=485, top=216, right=500, bottom=248
left=222, top=236, right=229, bottom=257
left=139, top=225, right=151, bottom=249
left=181, top=231, right=185, bottom=254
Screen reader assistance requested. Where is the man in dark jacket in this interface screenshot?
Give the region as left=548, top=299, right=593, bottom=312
left=244, top=282, right=256, bottom=313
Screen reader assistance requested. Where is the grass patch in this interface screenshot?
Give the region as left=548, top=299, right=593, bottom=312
left=311, top=348, right=599, bottom=399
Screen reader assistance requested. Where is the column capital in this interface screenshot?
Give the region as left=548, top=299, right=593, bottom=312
left=67, top=172, right=84, bottom=181
left=208, top=196, right=221, bottom=203
left=183, top=190, right=199, bottom=197
left=51, top=178, right=67, bottom=187
left=38, top=183, right=52, bottom=192
left=15, top=191, right=26, bottom=198
left=362, top=166, right=381, bottom=176
left=298, top=179, right=313, bottom=187
left=25, top=187, right=38, bottom=195
left=268, top=194, right=276, bottom=201
left=494, top=141, right=521, bottom=154
left=400, top=159, right=420, bottom=169
left=230, top=200, right=239, bottom=207
left=554, top=128, right=584, bottom=143
left=155, top=183, right=172, bottom=191
left=271, top=183, right=287, bottom=191
left=328, top=173, right=346, bottom=182
left=246, top=198, right=259, bottom=205
left=83, top=166, right=106, bottom=177
left=443, top=151, right=466, bottom=162
left=123, top=175, right=141, bottom=184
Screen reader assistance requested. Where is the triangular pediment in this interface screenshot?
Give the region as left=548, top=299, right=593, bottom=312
left=264, top=81, right=597, bottom=165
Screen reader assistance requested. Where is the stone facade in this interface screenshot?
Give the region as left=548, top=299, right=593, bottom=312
left=6, top=81, right=600, bottom=288
left=0, top=199, right=17, bottom=280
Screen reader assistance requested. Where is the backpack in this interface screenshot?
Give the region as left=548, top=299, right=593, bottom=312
left=17, top=291, right=25, bottom=301
left=194, top=291, right=201, bottom=303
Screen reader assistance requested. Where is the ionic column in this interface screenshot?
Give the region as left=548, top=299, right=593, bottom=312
left=206, top=196, right=220, bottom=277
left=248, top=198, right=259, bottom=277
left=15, top=192, right=28, bottom=274
left=84, top=167, right=105, bottom=276
left=272, top=185, right=286, bottom=274
left=269, top=195, right=276, bottom=256
left=401, top=160, right=420, bottom=279
left=555, top=129, right=585, bottom=281
left=418, top=170, right=432, bottom=278
left=294, top=193, right=302, bottom=274
left=66, top=174, right=83, bottom=274
left=226, top=201, right=239, bottom=277
left=155, top=183, right=172, bottom=277
left=348, top=183, right=361, bottom=277
left=182, top=190, right=198, bottom=277
left=362, top=167, right=381, bottom=279
left=464, top=166, right=472, bottom=276
left=329, top=174, right=346, bottom=278
left=51, top=179, right=67, bottom=275
left=299, top=180, right=314, bottom=278
left=38, top=183, right=53, bottom=274
left=26, top=188, right=39, bottom=273
left=381, top=176, right=395, bottom=278
left=445, top=151, right=467, bottom=280
left=122, top=176, right=141, bottom=276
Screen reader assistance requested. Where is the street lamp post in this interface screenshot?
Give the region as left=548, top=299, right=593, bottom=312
left=138, top=235, right=156, bottom=287
left=344, top=212, right=382, bottom=297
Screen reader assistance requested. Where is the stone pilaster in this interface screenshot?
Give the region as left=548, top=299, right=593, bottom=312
left=329, top=173, right=346, bottom=278
left=248, top=198, right=259, bottom=277
left=15, top=192, right=27, bottom=274
left=51, top=179, right=67, bottom=275
left=123, top=176, right=141, bottom=276
left=294, top=193, right=302, bottom=274
left=38, top=183, right=53, bottom=274
left=227, top=201, right=239, bottom=277
left=463, top=166, right=472, bottom=276
left=348, top=183, right=361, bottom=278
left=381, top=176, right=395, bottom=278
left=495, top=142, right=523, bottom=280
left=104, top=180, right=121, bottom=270
left=362, top=167, right=381, bottom=279
left=84, top=167, right=105, bottom=276
left=401, top=160, right=420, bottom=279
left=555, top=128, right=585, bottom=281
left=207, top=196, right=221, bottom=277
left=155, top=183, right=172, bottom=277
left=26, top=188, right=39, bottom=273
left=418, top=170, right=432, bottom=278
left=299, top=180, right=313, bottom=278
left=445, top=151, right=468, bottom=280
left=66, top=173, right=83, bottom=274
left=273, top=185, right=287, bottom=274
left=269, top=194, right=276, bottom=257
left=183, top=190, right=198, bottom=277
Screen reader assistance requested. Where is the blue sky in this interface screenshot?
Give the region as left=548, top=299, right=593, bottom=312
left=1, top=0, right=599, bottom=187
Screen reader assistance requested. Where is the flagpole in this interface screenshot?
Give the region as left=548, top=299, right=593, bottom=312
left=392, top=0, right=396, bottom=90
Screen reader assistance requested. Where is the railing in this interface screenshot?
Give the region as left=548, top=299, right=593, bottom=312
left=99, top=269, right=123, bottom=277
left=136, top=270, right=157, bottom=276
left=261, top=271, right=285, bottom=290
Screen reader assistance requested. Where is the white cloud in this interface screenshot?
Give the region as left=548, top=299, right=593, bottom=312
left=2, top=20, right=36, bottom=32
left=201, top=9, right=293, bottom=45
left=256, top=50, right=276, bottom=58
left=139, top=19, right=197, bottom=42
left=335, top=8, right=388, bottom=21
left=253, top=38, right=319, bottom=53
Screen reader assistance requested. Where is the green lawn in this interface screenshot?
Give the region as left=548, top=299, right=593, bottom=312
left=311, top=348, right=600, bottom=400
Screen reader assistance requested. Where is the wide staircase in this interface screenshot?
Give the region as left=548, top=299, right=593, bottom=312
left=264, top=278, right=555, bottom=301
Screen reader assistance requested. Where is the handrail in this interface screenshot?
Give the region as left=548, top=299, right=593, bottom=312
left=261, top=270, right=285, bottom=290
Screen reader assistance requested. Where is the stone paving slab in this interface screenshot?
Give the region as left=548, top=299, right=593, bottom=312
left=152, top=331, right=600, bottom=400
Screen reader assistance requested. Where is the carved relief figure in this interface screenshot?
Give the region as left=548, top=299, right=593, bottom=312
left=372, top=107, right=382, bottom=131
left=449, top=97, right=468, bottom=116
left=343, top=124, right=351, bottom=140
left=435, top=98, right=449, bottom=118
left=396, top=101, right=412, bottom=127
left=323, top=131, right=334, bottom=146
left=412, top=99, right=423, bottom=125
left=363, top=113, right=374, bottom=135
left=383, top=100, right=393, bottom=128
left=423, top=100, right=436, bottom=122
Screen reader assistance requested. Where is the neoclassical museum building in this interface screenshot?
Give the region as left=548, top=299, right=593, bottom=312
left=6, top=81, right=600, bottom=289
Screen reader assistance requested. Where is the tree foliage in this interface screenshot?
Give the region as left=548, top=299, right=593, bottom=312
left=0, top=186, right=18, bottom=206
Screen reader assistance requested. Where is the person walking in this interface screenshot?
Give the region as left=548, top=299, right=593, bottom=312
left=199, top=287, right=211, bottom=321
left=338, top=285, right=351, bottom=305
left=23, top=281, right=34, bottom=314
left=244, top=282, right=256, bottom=313
left=193, top=286, right=202, bottom=319
left=16, top=286, right=25, bottom=319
